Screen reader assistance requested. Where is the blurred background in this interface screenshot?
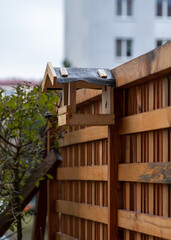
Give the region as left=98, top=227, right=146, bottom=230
left=1, top=0, right=171, bottom=88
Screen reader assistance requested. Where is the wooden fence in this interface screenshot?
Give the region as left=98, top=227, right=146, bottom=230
left=47, top=42, right=171, bottom=240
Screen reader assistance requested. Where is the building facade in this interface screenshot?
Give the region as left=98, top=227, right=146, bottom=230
left=65, top=0, right=171, bottom=68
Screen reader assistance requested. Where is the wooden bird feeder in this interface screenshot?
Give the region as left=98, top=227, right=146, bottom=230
left=42, top=62, right=116, bottom=127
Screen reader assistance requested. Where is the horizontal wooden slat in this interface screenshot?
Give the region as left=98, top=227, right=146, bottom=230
left=119, top=106, right=171, bottom=135
left=56, top=232, right=78, bottom=240
left=118, top=162, right=171, bottom=183
left=118, top=210, right=171, bottom=239
left=112, top=41, right=171, bottom=88
left=56, top=200, right=108, bottom=224
left=58, top=113, right=115, bottom=126
left=57, top=165, right=108, bottom=181
left=59, top=126, right=108, bottom=147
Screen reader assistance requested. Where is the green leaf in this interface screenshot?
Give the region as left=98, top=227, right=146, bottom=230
left=19, top=195, right=24, bottom=201
left=35, top=180, right=40, bottom=188
left=46, top=174, right=54, bottom=180
left=54, top=140, right=59, bottom=149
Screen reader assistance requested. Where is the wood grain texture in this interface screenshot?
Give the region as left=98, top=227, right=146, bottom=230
left=119, top=106, right=171, bottom=135
left=118, top=162, right=171, bottom=183
left=112, top=41, right=171, bottom=88
left=56, top=200, right=108, bottom=224
left=59, top=126, right=108, bottom=147
left=57, top=165, right=108, bottom=181
left=58, top=113, right=115, bottom=126
left=118, top=209, right=171, bottom=239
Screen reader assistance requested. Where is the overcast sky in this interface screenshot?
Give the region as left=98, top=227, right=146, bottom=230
left=0, top=0, right=64, bottom=80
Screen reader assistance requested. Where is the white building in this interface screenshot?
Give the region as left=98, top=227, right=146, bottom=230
left=65, top=0, right=171, bottom=68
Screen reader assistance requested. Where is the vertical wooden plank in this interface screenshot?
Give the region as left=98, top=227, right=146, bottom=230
left=68, top=82, right=76, bottom=113
left=32, top=182, right=47, bottom=240
left=92, top=104, right=95, bottom=240
left=78, top=144, right=82, bottom=239
left=134, top=86, right=141, bottom=240
left=108, top=89, right=123, bottom=240
left=48, top=178, right=58, bottom=240
left=62, top=84, right=68, bottom=107
left=85, top=143, right=88, bottom=240
left=99, top=141, right=103, bottom=240
left=102, top=86, right=114, bottom=114
left=149, top=81, right=154, bottom=240
left=162, top=77, right=169, bottom=220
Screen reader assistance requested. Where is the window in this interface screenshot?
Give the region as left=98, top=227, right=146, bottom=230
left=116, top=39, right=133, bottom=57
left=156, top=39, right=170, bottom=47
left=156, top=0, right=171, bottom=16
left=116, top=0, right=133, bottom=16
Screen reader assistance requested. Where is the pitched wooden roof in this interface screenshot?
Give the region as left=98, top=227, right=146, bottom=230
left=42, top=62, right=115, bottom=92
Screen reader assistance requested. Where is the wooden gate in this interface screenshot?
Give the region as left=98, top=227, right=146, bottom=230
left=45, top=42, right=171, bottom=240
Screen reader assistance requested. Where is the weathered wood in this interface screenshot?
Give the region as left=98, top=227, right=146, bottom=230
left=0, top=150, right=62, bottom=237
left=112, top=41, right=171, bottom=88
left=118, top=209, right=171, bottom=239
left=57, top=165, right=108, bottom=181
left=59, top=126, right=108, bottom=147
left=60, top=68, right=68, bottom=77
left=119, top=106, right=171, bottom=135
left=56, top=200, right=108, bottom=224
left=118, top=162, right=171, bottom=183
left=97, top=69, right=108, bottom=78
left=58, top=113, right=115, bottom=126
left=31, top=182, right=47, bottom=240
left=56, top=232, right=79, bottom=240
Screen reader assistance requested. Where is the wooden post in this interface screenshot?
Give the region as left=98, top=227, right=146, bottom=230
left=108, top=89, right=123, bottom=240
left=62, top=84, right=68, bottom=107
left=31, top=181, right=47, bottom=240
left=102, top=86, right=114, bottom=114
left=68, top=82, right=76, bottom=113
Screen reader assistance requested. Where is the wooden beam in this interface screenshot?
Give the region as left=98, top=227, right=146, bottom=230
left=59, top=126, right=108, bottom=147
left=118, top=162, right=171, bottom=183
left=119, top=106, right=171, bottom=135
left=58, top=113, right=115, bottom=126
left=112, top=41, right=171, bottom=88
left=62, top=84, right=68, bottom=107
left=118, top=210, right=171, bottom=239
left=56, top=233, right=79, bottom=240
left=57, top=165, right=108, bottom=181
left=56, top=200, right=108, bottom=224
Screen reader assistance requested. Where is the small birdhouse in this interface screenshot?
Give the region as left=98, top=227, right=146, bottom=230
left=42, top=62, right=116, bottom=126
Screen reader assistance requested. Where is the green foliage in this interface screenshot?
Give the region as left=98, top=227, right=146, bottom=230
left=0, top=83, right=59, bottom=239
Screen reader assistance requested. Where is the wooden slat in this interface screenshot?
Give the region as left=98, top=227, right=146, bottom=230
left=118, top=209, right=171, bottom=239
left=57, top=165, right=108, bottom=181
left=56, top=200, right=108, bottom=224
left=118, top=162, right=171, bottom=183
left=112, top=41, right=171, bottom=88
left=59, top=126, right=108, bottom=147
left=58, top=113, right=115, bottom=126
left=58, top=105, right=71, bottom=116
left=119, top=106, right=171, bottom=135
left=56, top=232, right=78, bottom=240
